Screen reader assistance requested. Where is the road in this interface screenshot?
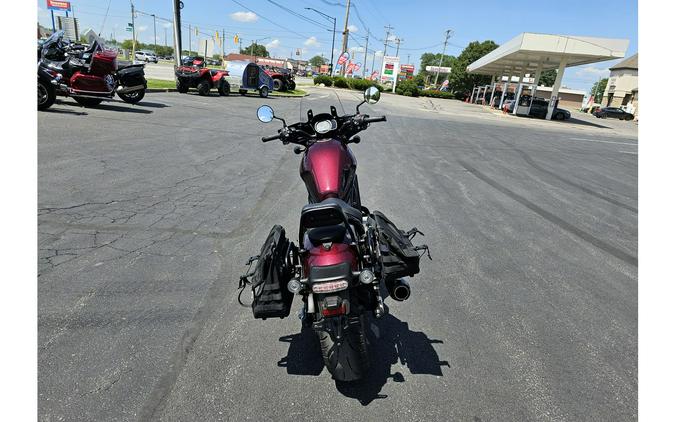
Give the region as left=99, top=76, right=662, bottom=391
left=38, top=88, right=637, bottom=421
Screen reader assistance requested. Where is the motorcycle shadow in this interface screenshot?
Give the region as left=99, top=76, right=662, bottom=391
left=278, top=313, right=449, bottom=406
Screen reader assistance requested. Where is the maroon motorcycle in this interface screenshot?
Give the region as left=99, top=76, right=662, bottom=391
left=239, top=88, right=430, bottom=382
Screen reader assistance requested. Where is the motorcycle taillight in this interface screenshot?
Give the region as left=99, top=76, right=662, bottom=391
left=321, top=303, right=347, bottom=317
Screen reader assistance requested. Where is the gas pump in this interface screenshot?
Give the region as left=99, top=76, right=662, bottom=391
left=512, top=83, right=537, bottom=115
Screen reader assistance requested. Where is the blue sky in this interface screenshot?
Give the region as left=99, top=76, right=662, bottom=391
left=38, top=0, right=637, bottom=92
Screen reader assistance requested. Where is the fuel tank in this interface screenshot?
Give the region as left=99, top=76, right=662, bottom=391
left=300, top=139, right=357, bottom=202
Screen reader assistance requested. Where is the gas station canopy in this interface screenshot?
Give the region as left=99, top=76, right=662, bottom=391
left=466, top=33, right=629, bottom=76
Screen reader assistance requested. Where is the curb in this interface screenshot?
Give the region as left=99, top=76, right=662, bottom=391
left=145, top=88, right=309, bottom=97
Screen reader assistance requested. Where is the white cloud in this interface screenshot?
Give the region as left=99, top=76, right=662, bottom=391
left=374, top=50, right=384, bottom=57
left=163, top=22, right=172, bottom=29
left=386, top=34, right=397, bottom=42
left=347, top=24, right=358, bottom=33
left=266, top=39, right=281, bottom=49
left=350, top=46, right=365, bottom=53
left=137, top=25, right=148, bottom=32
left=230, top=11, right=258, bottom=22
left=304, top=36, right=320, bottom=47
left=574, top=66, right=610, bottom=79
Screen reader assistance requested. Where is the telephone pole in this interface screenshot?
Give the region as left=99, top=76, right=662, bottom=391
left=395, top=38, right=403, bottom=57
left=221, top=28, right=225, bottom=64
left=339, top=0, right=351, bottom=76
left=164, top=27, right=167, bottom=47
left=188, top=24, right=192, bottom=55
left=434, top=29, right=454, bottom=86
left=382, top=24, right=394, bottom=57
left=171, top=0, right=182, bottom=67
left=131, top=1, right=136, bottom=59
left=362, top=30, right=369, bottom=77
left=152, top=14, right=157, bottom=52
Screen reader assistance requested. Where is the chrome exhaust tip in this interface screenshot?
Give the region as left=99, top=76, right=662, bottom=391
left=385, top=278, right=411, bottom=302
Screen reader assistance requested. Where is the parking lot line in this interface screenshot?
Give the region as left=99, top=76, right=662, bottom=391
left=569, top=137, right=638, bottom=146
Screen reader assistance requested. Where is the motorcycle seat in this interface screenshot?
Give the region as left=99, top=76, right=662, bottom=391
left=306, top=224, right=346, bottom=246
left=301, top=198, right=362, bottom=228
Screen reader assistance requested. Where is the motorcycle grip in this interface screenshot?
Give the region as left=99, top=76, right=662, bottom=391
left=364, top=116, right=387, bottom=123
left=261, top=134, right=281, bottom=142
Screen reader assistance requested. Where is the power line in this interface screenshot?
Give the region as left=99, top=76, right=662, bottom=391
left=230, top=0, right=320, bottom=40
left=265, top=0, right=332, bottom=30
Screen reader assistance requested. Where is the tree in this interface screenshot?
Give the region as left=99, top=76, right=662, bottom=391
left=309, top=55, right=326, bottom=67
left=446, top=40, right=499, bottom=95
left=121, top=39, right=136, bottom=50
left=212, top=53, right=221, bottom=61
left=538, top=69, right=557, bottom=87
left=590, top=78, right=609, bottom=102
left=241, top=43, right=269, bottom=57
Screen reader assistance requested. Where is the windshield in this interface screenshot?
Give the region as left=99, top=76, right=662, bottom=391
left=83, top=28, right=106, bottom=51
left=42, top=30, right=64, bottom=48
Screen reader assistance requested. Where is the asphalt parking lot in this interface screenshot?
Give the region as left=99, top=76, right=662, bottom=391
left=38, top=88, right=637, bottom=421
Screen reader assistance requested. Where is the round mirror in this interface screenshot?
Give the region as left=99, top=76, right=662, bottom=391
left=363, top=87, right=381, bottom=104
left=257, top=105, right=274, bottom=123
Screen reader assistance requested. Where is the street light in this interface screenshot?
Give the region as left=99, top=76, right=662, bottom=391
left=305, top=7, right=336, bottom=76
left=253, top=36, right=271, bottom=64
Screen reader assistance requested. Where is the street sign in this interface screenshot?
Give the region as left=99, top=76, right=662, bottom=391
left=46, top=0, right=71, bottom=11
left=425, top=65, right=452, bottom=73
left=234, top=35, right=239, bottom=44
left=126, top=27, right=132, bottom=32
left=128, top=22, right=133, bottom=27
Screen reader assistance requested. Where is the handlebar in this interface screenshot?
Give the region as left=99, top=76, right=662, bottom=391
left=261, top=134, right=282, bottom=142
left=362, top=116, right=387, bottom=124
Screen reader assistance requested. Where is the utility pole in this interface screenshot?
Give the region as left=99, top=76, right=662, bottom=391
left=407, top=53, right=410, bottom=64
left=171, top=0, right=182, bottom=67
left=164, top=27, right=167, bottom=47
left=395, top=38, right=403, bottom=57
left=339, top=0, right=351, bottom=75
left=188, top=24, right=192, bottom=55
left=370, top=51, right=376, bottom=78
left=434, top=29, right=453, bottom=86
left=221, top=28, right=225, bottom=64
left=152, top=14, right=157, bottom=52
left=131, top=1, right=136, bottom=60
left=362, top=30, right=369, bottom=77
left=382, top=24, right=394, bottom=57
left=305, top=8, right=336, bottom=76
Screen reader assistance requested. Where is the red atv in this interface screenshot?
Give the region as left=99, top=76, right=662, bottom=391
left=263, top=66, right=296, bottom=92
left=175, top=56, right=230, bottom=96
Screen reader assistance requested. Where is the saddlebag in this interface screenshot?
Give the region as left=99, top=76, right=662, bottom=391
left=372, top=211, right=426, bottom=281
left=241, top=225, right=295, bottom=319
left=118, top=66, right=146, bottom=87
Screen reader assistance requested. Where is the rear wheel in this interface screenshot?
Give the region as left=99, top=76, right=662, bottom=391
left=197, top=80, right=211, bottom=96
left=288, top=80, right=296, bottom=91
left=273, top=78, right=282, bottom=91
left=554, top=112, right=564, bottom=120
left=38, top=80, right=56, bottom=111
left=218, top=79, right=230, bottom=96
left=118, top=88, right=145, bottom=104
left=317, top=315, right=369, bottom=382
left=74, top=97, right=103, bottom=107
left=259, top=86, right=269, bottom=98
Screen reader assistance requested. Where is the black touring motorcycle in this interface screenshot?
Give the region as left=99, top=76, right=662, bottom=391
left=239, top=87, right=431, bottom=382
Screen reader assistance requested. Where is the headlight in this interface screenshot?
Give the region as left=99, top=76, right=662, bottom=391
left=311, top=280, right=348, bottom=293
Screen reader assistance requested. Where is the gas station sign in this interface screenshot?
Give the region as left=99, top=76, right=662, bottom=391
left=46, top=0, right=71, bottom=11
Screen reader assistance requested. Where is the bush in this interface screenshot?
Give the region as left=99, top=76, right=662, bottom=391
left=332, top=76, right=349, bottom=88
left=419, top=90, right=455, bottom=100
left=395, top=78, right=420, bottom=97
left=313, top=75, right=332, bottom=87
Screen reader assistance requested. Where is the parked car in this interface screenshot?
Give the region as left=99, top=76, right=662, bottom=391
left=529, top=98, right=571, bottom=120
left=135, top=50, right=157, bottom=63
left=593, top=107, right=635, bottom=120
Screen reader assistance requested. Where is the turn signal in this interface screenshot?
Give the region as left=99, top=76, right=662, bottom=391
left=311, top=280, right=348, bottom=293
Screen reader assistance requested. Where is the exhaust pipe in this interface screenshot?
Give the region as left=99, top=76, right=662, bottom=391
left=117, top=84, right=145, bottom=94
left=385, top=277, right=411, bottom=301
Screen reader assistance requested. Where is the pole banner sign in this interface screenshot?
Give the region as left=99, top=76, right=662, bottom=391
left=353, top=62, right=362, bottom=72
left=47, top=0, right=71, bottom=11
left=337, top=52, right=350, bottom=66
left=370, top=71, right=379, bottom=80
left=346, top=61, right=356, bottom=74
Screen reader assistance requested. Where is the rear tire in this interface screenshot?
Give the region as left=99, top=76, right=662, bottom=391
left=259, top=86, right=269, bottom=98
left=38, top=80, right=56, bottom=111
left=554, top=112, right=564, bottom=120
left=288, top=80, right=296, bottom=91
left=218, top=79, right=230, bottom=96
left=317, top=315, right=369, bottom=382
left=197, top=80, right=211, bottom=96
left=74, top=97, right=103, bottom=107
left=118, top=89, right=145, bottom=104
left=273, top=78, right=282, bottom=91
